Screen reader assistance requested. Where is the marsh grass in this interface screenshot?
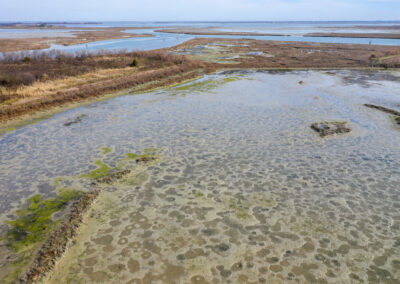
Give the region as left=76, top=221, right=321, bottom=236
left=0, top=49, right=207, bottom=120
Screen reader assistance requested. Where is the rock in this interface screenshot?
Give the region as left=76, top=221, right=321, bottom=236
left=364, top=104, right=400, bottom=116
left=95, top=169, right=131, bottom=184
left=311, top=121, right=351, bottom=137
left=63, top=114, right=87, bottom=126
left=136, top=156, right=156, bottom=163
left=364, top=104, right=400, bottom=126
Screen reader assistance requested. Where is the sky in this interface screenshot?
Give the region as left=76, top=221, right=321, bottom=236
left=0, top=0, right=399, bottom=22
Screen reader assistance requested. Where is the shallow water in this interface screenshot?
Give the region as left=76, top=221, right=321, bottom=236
left=2, top=22, right=400, bottom=55
left=44, top=29, right=400, bottom=53
left=0, top=70, right=399, bottom=283
left=0, top=29, right=77, bottom=39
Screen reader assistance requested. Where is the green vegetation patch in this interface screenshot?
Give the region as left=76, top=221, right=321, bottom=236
left=101, top=147, right=112, bottom=155
left=143, top=147, right=158, bottom=153
left=6, top=189, right=83, bottom=252
left=223, top=76, right=242, bottom=83
left=125, top=148, right=158, bottom=161
left=172, top=76, right=242, bottom=95
left=195, top=191, right=204, bottom=198
left=79, top=160, right=113, bottom=180
left=5, top=126, right=16, bottom=132
left=174, top=79, right=219, bottom=92
left=0, top=98, right=19, bottom=106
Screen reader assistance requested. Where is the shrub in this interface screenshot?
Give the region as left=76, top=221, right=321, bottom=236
left=130, top=58, right=139, bottom=67
left=0, top=73, right=35, bottom=87
left=23, top=56, right=32, bottom=63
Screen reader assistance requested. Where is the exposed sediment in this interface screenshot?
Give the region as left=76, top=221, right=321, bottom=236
left=63, top=114, right=87, bottom=126
left=170, top=38, right=400, bottom=69
left=364, top=104, right=400, bottom=116
left=364, top=103, right=400, bottom=125
left=18, top=150, right=160, bottom=282
left=311, top=121, right=351, bottom=137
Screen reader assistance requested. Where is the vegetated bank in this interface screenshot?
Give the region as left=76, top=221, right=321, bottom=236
left=1, top=38, right=400, bottom=127
left=0, top=49, right=211, bottom=124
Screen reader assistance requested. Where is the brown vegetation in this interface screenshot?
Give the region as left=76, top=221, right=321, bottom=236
left=0, top=50, right=207, bottom=121
left=170, top=38, right=400, bottom=69
left=155, top=28, right=286, bottom=36
left=2, top=38, right=400, bottom=123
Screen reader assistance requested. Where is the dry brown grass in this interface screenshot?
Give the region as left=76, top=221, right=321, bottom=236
left=0, top=49, right=207, bottom=121
left=2, top=38, right=399, bottom=122
left=155, top=28, right=286, bottom=37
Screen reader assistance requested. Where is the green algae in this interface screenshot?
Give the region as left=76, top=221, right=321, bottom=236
left=22, top=114, right=54, bottom=128
left=125, top=150, right=158, bottom=161
left=143, top=147, right=158, bottom=153
left=53, top=177, right=65, bottom=187
left=5, top=126, right=16, bottom=132
left=223, top=76, right=242, bottom=83
left=195, top=191, right=205, bottom=198
left=125, top=153, right=147, bottom=159
left=0, top=114, right=54, bottom=139
left=171, top=75, right=242, bottom=95
left=0, top=188, right=84, bottom=283
left=173, top=78, right=224, bottom=93
left=101, top=147, right=112, bottom=155
left=1, top=256, right=32, bottom=284
left=6, top=189, right=83, bottom=252
left=79, top=160, right=113, bottom=180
